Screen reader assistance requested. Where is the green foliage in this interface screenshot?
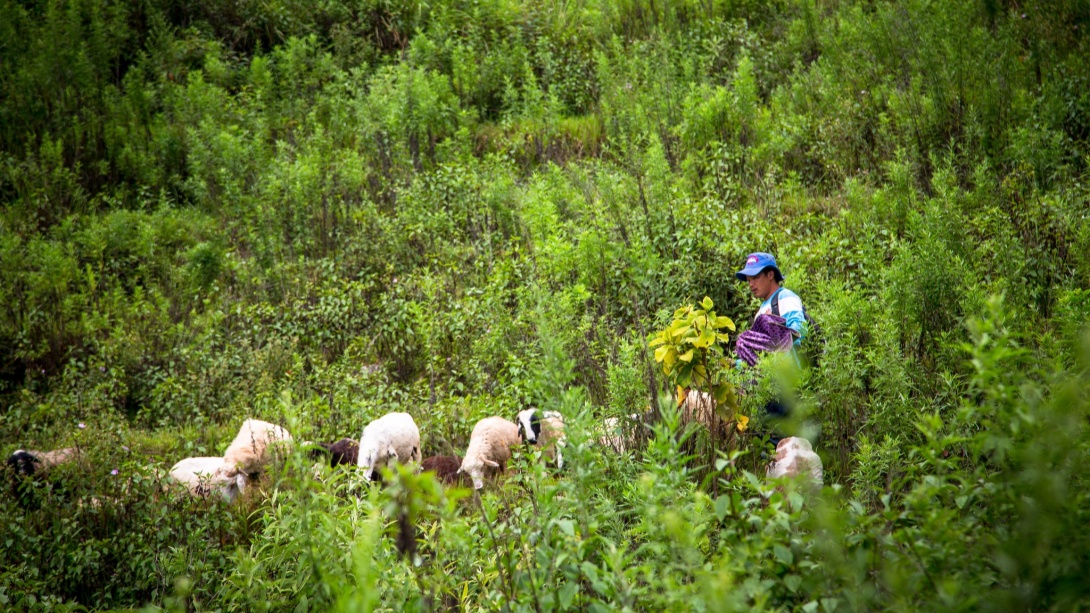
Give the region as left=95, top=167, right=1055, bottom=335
left=649, top=296, right=737, bottom=408
left=2, top=0, right=1090, bottom=609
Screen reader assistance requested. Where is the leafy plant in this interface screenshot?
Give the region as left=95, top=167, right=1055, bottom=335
left=649, top=296, right=738, bottom=410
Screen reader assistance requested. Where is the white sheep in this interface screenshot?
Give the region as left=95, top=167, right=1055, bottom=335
left=597, top=414, right=641, bottom=453
left=216, top=419, right=293, bottom=486
left=767, top=437, right=823, bottom=488
left=679, top=389, right=734, bottom=440
left=169, top=456, right=245, bottom=502
left=357, top=412, right=422, bottom=481
left=516, top=408, right=567, bottom=468
left=459, top=416, right=521, bottom=489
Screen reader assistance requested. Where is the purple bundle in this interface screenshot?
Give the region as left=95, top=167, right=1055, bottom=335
left=735, top=314, right=795, bottom=366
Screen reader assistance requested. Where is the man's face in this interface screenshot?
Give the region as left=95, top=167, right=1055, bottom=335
left=746, top=270, right=779, bottom=301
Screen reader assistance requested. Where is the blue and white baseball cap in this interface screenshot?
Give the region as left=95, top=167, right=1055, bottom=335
left=735, top=252, right=783, bottom=281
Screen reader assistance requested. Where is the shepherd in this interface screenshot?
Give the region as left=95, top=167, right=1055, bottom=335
left=734, top=252, right=812, bottom=443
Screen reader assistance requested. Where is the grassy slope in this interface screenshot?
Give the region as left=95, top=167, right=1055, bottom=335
left=1, top=0, right=1089, bottom=610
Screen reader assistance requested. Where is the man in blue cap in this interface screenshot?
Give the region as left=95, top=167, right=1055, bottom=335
left=735, top=252, right=810, bottom=436
left=735, top=252, right=807, bottom=346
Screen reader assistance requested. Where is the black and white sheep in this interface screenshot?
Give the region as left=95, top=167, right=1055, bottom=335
left=6, top=447, right=80, bottom=477
left=169, top=456, right=245, bottom=502
left=516, top=408, right=566, bottom=468
left=459, top=416, right=521, bottom=490
left=357, top=412, right=422, bottom=481
left=6, top=447, right=81, bottom=508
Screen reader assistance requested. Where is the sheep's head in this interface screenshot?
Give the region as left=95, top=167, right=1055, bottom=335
left=6, top=450, right=41, bottom=477
left=197, top=462, right=247, bottom=502
left=220, top=472, right=247, bottom=503
left=459, top=457, right=500, bottom=490
left=516, top=409, right=541, bottom=445
left=213, top=461, right=246, bottom=488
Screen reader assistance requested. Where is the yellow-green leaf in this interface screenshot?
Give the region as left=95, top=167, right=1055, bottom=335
left=699, top=328, right=717, bottom=347
left=714, top=316, right=735, bottom=331
left=654, top=346, right=669, bottom=362
left=735, top=414, right=750, bottom=432
left=678, top=349, right=694, bottom=362
left=648, top=336, right=667, bottom=348
left=701, top=296, right=714, bottom=310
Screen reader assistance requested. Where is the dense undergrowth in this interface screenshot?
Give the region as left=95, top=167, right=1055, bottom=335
left=2, top=0, right=1089, bottom=610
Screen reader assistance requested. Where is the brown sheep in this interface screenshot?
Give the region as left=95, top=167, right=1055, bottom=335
left=420, top=455, right=464, bottom=485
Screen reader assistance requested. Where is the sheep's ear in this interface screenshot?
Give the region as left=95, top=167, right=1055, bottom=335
left=484, top=459, right=500, bottom=468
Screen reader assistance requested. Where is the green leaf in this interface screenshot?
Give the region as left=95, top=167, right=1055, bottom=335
left=701, top=296, right=714, bottom=309
left=654, top=346, right=669, bottom=362
left=559, top=582, right=578, bottom=609
left=714, top=495, right=732, bottom=521
left=784, top=574, right=802, bottom=593
left=694, top=328, right=716, bottom=348
left=714, top=315, right=735, bottom=331
left=678, top=349, right=694, bottom=362
left=773, top=544, right=794, bottom=566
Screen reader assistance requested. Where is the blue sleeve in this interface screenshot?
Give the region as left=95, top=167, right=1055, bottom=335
left=782, top=309, right=806, bottom=346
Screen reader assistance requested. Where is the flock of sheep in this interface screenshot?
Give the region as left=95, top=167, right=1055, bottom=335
left=6, top=392, right=823, bottom=507
left=169, top=407, right=568, bottom=499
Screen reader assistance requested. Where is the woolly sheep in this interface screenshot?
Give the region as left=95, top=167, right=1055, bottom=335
left=357, top=412, right=422, bottom=481
left=169, top=457, right=245, bottom=502
left=516, top=408, right=567, bottom=468
left=767, top=437, right=823, bottom=488
left=597, top=414, right=642, bottom=453
left=6, top=447, right=80, bottom=477
left=216, top=419, right=293, bottom=485
left=459, top=416, right=521, bottom=490
left=6, top=447, right=82, bottom=508
left=679, top=389, right=734, bottom=440
left=312, top=438, right=360, bottom=467
left=420, top=455, right=464, bottom=485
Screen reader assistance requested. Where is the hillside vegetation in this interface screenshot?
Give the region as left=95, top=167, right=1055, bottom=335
left=2, top=0, right=1090, bottom=610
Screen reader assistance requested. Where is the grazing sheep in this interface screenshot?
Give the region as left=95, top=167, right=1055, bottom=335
left=6, top=447, right=82, bottom=508
left=516, top=408, right=567, bottom=468
left=311, top=438, right=360, bottom=467
left=216, top=419, right=293, bottom=485
left=459, top=416, right=521, bottom=490
left=6, top=447, right=79, bottom=477
left=679, top=389, right=734, bottom=440
left=767, top=437, right=823, bottom=488
left=420, top=455, right=463, bottom=485
left=597, top=414, right=642, bottom=453
left=357, top=412, right=422, bottom=481
left=169, top=457, right=245, bottom=502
